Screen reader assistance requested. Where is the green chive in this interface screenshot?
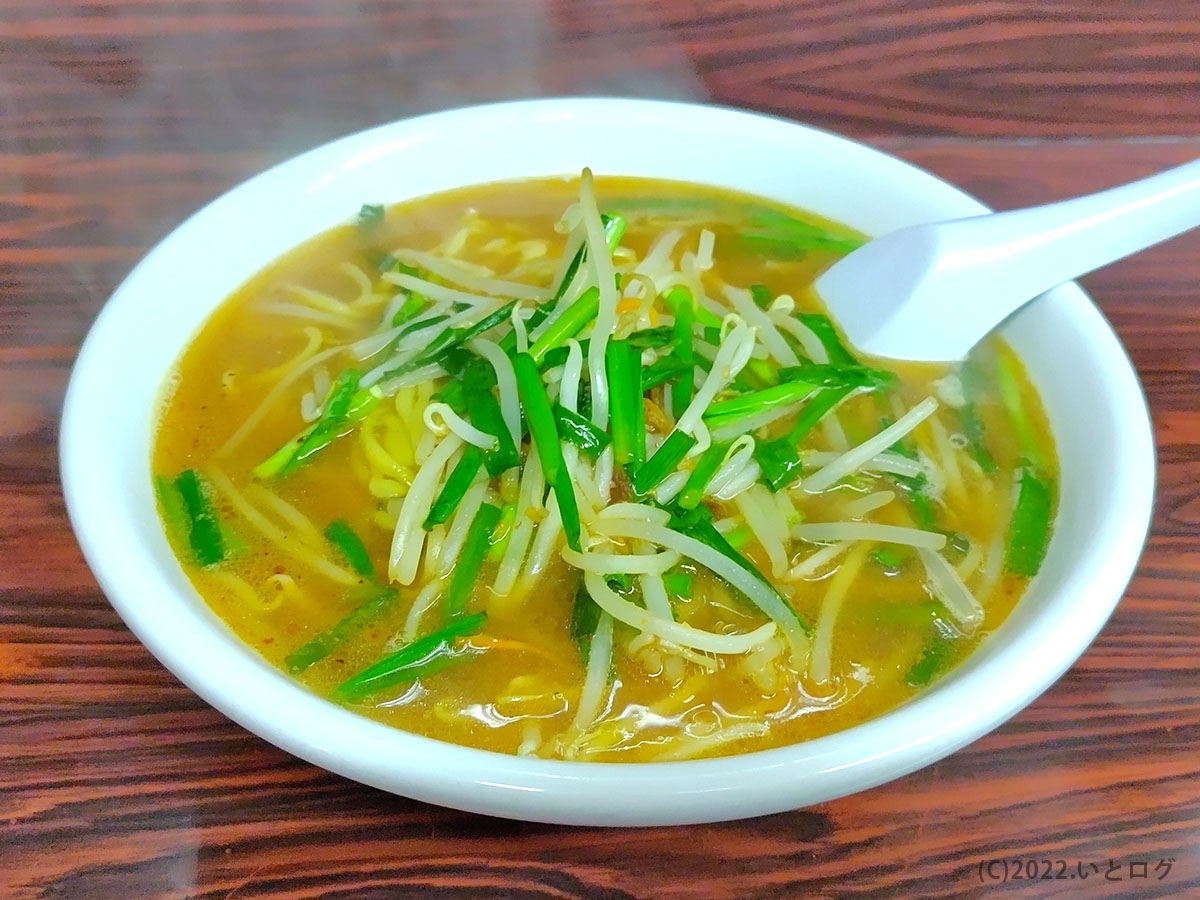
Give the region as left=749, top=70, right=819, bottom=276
left=285, top=585, right=399, bottom=673
left=907, top=633, right=954, bottom=686
left=174, top=469, right=225, bottom=567
left=778, top=363, right=896, bottom=391
left=663, top=570, right=694, bottom=599
left=1005, top=465, right=1054, bottom=576
left=606, top=339, right=644, bottom=466
left=662, top=284, right=721, bottom=329
left=155, top=475, right=191, bottom=551
left=463, top=362, right=520, bottom=477
left=443, top=503, right=502, bottom=621
left=631, top=430, right=697, bottom=496
left=357, top=203, right=385, bottom=233
left=671, top=299, right=695, bottom=418
left=323, top=519, right=375, bottom=580
left=391, top=294, right=426, bottom=327
left=571, top=581, right=603, bottom=665
left=423, top=446, right=484, bottom=529
left=797, top=313, right=857, bottom=365
left=527, top=286, right=600, bottom=364
left=642, top=356, right=691, bottom=392
left=333, top=611, right=487, bottom=701
left=753, top=386, right=852, bottom=491
left=677, top=441, right=731, bottom=509
left=554, top=403, right=611, bottom=458
left=703, top=380, right=818, bottom=430
left=513, top=352, right=580, bottom=551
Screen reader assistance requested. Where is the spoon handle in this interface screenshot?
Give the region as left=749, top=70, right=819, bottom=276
left=939, top=157, right=1200, bottom=307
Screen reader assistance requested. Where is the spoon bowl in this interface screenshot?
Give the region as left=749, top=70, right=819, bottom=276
left=817, top=157, right=1200, bottom=360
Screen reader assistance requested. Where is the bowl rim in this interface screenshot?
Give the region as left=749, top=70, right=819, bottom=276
left=60, top=97, right=1156, bottom=826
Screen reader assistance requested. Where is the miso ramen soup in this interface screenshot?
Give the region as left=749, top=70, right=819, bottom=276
left=153, top=173, right=1057, bottom=762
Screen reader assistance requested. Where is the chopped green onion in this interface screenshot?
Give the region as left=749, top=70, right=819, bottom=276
left=996, top=351, right=1043, bottom=467
left=391, top=293, right=426, bottom=327
left=527, top=286, right=600, bottom=364
left=662, top=284, right=721, bottom=329
left=155, top=474, right=191, bottom=551
left=324, top=519, right=375, bottom=580
left=703, top=380, right=818, bottom=430
left=553, top=467, right=583, bottom=555
left=871, top=547, right=907, bottom=571
left=285, top=585, right=399, bottom=673
left=959, top=403, right=998, bottom=474
left=753, top=439, right=805, bottom=494
left=513, top=352, right=581, bottom=551
left=255, top=374, right=380, bottom=479
left=797, top=313, right=857, bottom=365
left=398, top=313, right=448, bottom=338
left=554, top=403, right=611, bottom=458
left=753, top=385, right=852, bottom=491
left=670, top=300, right=695, bottom=417
left=725, top=524, right=754, bottom=550
left=677, top=441, right=730, bottom=509
left=668, top=505, right=812, bottom=633
left=463, top=362, right=520, bottom=476
left=332, top=611, right=487, bottom=701
left=631, top=430, right=697, bottom=496
left=642, top=356, right=691, bottom=392
left=628, top=326, right=675, bottom=349
left=423, top=446, right=484, bottom=529
left=174, top=469, right=225, bottom=567
left=357, top=203, right=385, bottom=233
left=907, top=633, right=954, bottom=686
left=443, top=503, right=502, bottom=621
left=779, top=363, right=895, bottom=391
left=605, top=339, right=645, bottom=466
left=663, top=570, right=694, bottom=599
left=486, top=503, right=517, bottom=561
left=750, top=284, right=773, bottom=308
left=571, top=581, right=603, bottom=665
left=1005, top=465, right=1053, bottom=576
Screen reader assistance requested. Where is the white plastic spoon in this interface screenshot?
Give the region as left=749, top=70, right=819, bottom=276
left=815, top=157, right=1200, bottom=360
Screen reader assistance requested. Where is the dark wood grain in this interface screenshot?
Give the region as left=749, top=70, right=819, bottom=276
left=3, top=1, right=1200, bottom=898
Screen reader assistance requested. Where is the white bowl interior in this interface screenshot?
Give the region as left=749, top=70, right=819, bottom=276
left=61, top=99, right=1155, bottom=826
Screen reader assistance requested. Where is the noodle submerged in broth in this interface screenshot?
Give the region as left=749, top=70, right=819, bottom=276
left=153, top=174, right=1057, bottom=762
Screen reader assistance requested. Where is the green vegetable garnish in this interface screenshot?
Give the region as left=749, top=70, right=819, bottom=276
left=677, top=441, right=730, bottom=510
left=462, top=361, right=520, bottom=477
left=907, top=634, right=954, bottom=686
left=753, top=386, right=852, bottom=491
left=670, top=299, right=695, bottom=417
left=513, top=352, right=581, bottom=551
left=333, top=611, right=488, bottom=701
left=571, top=581, right=603, bottom=665
left=527, top=287, right=600, bottom=365
left=324, top=519, right=375, bottom=580
left=285, top=585, right=399, bottom=673
left=424, top=446, right=484, bottom=529
left=605, top=339, right=645, bottom=467
left=631, top=430, right=697, bottom=496
left=554, top=403, right=611, bottom=458
left=357, top=203, right=385, bottom=233
left=443, top=503, right=502, bottom=621
left=173, top=469, right=225, bottom=567
left=1005, top=465, right=1054, bottom=576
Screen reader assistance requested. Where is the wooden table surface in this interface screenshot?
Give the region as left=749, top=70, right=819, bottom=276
left=3, top=2, right=1199, bottom=897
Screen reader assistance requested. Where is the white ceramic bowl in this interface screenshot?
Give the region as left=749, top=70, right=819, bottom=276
left=61, top=98, right=1155, bottom=826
